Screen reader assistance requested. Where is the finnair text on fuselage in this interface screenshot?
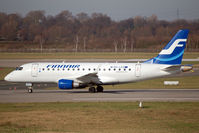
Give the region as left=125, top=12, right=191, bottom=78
left=46, top=64, right=80, bottom=69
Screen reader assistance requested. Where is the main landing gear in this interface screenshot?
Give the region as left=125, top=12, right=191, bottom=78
left=88, top=86, right=104, bottom=93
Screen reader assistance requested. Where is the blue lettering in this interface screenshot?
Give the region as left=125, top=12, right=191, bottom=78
left=69, top=65, right=73, bottom=68
left=63, top=65, right=68, bottom=68
left=66, top=65, right=70, bottom=68
left=52, top=65, right=57, bottom=68
left=46, top=64, right=80, bottom=68
left=46, top=65, right=51, bottom=68
left=57, top=65, right=63, bottom=68
left=110, top=65, right=128, bottom=68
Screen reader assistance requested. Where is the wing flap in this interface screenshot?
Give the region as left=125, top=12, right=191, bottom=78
left=76, top=72, right=102, bottom=85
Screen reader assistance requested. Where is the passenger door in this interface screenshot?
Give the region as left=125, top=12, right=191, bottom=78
left=31, top=64, right=39, bottom=77
left=135, top=64, right=141, bottom=77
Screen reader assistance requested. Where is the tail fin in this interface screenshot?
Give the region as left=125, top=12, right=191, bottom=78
left=144, top=29, right=189, bottom=65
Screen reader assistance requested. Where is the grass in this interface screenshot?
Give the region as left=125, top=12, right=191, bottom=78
left=182, top=61, right=199, bottom=65
left=0, top=102, right=199, bottom=133
left=0, top=52, right=199, bottom=59
left=0, top=67, right=14, bottom=80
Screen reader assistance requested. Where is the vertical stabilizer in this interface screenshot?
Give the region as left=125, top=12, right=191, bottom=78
left=144, top=29, right=189, bottom=65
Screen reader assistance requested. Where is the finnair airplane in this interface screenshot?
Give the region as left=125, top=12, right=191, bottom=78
left=4, top=29, right=193, bottom=93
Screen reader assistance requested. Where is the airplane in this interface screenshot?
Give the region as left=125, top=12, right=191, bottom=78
left=4, top=29, right=193, bottom=93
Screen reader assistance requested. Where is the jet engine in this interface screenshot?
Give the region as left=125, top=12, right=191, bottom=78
left=58, top=79, right=85, bottom=89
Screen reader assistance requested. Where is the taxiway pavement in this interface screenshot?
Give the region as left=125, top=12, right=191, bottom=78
left=0, top=88, right=199, bottom=103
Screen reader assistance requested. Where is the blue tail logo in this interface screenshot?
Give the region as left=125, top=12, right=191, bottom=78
left=144, top=29, right=189, bottom=65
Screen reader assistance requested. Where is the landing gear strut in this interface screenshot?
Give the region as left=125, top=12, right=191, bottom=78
left=88, top=86, right=104, bottom=93
left=26, top=83, right=33, bottom=93
left=28, top=87, right=33, bottom=93
left=89, top=87, right=96, bottom=93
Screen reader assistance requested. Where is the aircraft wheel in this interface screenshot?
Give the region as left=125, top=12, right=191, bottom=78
left=96, top=86, right=104, bottom=92
left=89, top=87, right=96, bottom=93
left=28, top=88, right=33, bottom=93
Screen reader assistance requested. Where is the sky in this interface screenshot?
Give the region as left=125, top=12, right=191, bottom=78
left=0, top=0, right=199, bottom=21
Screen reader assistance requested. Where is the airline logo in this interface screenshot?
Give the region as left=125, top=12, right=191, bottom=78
left=159, top=39, right=187, bottom=55
left=46, top=64, right=80, bottom=69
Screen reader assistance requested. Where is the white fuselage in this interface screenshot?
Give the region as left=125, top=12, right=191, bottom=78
left=5, top=62, right=177, bottom=86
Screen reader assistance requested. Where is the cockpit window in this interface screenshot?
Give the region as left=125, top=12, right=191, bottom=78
left=16, top=67, right=23, bottom=71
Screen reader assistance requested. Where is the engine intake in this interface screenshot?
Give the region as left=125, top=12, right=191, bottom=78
left=58, top=79, right=84, bottom=89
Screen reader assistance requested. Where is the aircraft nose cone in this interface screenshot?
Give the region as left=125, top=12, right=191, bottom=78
left=4, top=73, right=12, bottom=81
left=4, top=75, right=9, bottom=81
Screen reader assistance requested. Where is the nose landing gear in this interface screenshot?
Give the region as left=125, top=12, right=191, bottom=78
left=28, top=87, right=33, bottom=93
left=26, top=83, right=33, bottom=93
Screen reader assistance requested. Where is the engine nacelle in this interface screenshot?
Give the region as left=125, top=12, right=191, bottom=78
left=58, top=79, right=85, bottom=89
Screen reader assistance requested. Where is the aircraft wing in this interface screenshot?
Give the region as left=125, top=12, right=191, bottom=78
left=76, top=72, right=102, bottom=85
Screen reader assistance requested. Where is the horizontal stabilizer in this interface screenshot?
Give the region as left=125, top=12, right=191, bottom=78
left=162, top=64, right=193, bottom=73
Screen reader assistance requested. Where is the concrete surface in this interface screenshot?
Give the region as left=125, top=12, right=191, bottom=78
left=0, top=88, right=199, bottom=103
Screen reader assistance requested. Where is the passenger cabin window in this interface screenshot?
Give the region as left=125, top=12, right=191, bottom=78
left=16, top=67, right=23, bottom=71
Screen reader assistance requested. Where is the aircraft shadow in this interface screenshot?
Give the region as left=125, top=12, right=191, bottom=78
left=32, top=89, right=183, bottom=94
